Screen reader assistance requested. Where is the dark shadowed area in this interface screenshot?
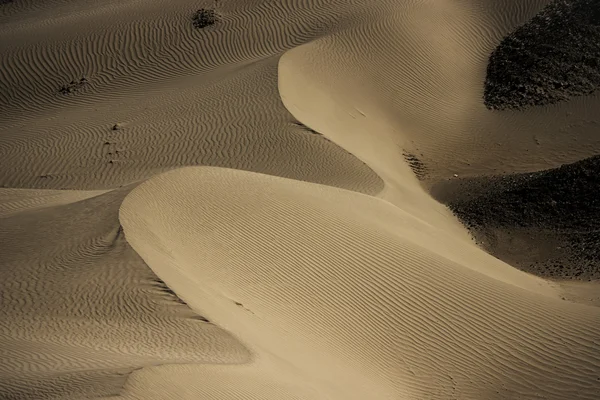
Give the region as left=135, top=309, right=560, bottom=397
left=433, top=155, right=600, bottom=280
left=484, top=0, right=600, bottom=110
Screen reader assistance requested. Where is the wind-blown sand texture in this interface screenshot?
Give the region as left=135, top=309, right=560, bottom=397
left=1, top=0, right=600, bottom=399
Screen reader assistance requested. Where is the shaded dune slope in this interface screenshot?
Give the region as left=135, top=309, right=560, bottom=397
left=0, top=188, right=249, bottom=399
left=484, top=0, right=600, bottom=110
left=433, top=155, right=600, bottom=280
left=0, top=0, right=382, bottom=193
left=120, top=167, right=600, bottom=400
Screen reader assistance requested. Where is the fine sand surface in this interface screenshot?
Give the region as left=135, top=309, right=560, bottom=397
left=1, top=0, right=600, bottom=399
left=119, top=167, right=600, bottom=400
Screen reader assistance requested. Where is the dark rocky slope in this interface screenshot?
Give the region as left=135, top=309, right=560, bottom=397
left=433, top=155, right=600, bottom=280
left=484, top=0, right=600, bottom=110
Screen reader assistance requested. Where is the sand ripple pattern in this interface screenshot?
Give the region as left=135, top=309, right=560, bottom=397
left=121, top=167, right=600, bottom=400
left=0, top=0, right=382, bottom=193
left=0, top=188, right=249, bottom=399
left=2, top=0, right=600, bottom=398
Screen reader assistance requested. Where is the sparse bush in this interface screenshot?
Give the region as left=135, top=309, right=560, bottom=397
left=58, top=77, right=88, bottom=95
left=192, top=8, right=220, bottom=29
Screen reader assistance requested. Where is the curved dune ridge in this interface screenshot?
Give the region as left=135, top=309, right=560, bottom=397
left=0, top=0, right=382, bottom=192
left=120, top=166, right=600, bottom=400
left=0, top=188, right=249, bottom=399
left=1, top=0, right=600, bottom=398
left=278, top=0, right=600, bottom=184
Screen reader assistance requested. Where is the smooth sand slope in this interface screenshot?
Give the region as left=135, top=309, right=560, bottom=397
left=120, top=167, right=600, bottom=400
left=1, top=0, right=600, bottom=398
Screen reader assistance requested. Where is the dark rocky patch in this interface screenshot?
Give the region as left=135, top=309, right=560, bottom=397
left=403, top=151, right=428, bottom=180
left=192, top=8, right=220, bottom=29
left=484, top=0, right=600, bottom=110
left=435, top=155, right=600, bottom=280
left=58, top=77, right=88, bottom=95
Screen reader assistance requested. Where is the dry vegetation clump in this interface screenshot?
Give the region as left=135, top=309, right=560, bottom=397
left=192, top=8, right=220, bottom=29
left=58, top=77, right=88, bottom=95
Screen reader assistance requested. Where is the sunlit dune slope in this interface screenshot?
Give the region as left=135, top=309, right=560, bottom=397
left=120, top=167, right=600, bottom=400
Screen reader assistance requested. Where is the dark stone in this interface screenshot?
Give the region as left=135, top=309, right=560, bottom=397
left=484, top=0, right=600, bottom=110
left=435, top=155, right=600, bottom=280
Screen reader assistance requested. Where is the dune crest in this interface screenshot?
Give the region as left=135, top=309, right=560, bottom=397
left=120, top=167, right=600, bottom=400
left=2, top=0, right=600, bottom=398
left=0, top=187, right=250, bottom=399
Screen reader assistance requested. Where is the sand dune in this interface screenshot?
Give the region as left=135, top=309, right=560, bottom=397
left=0, top=187, right=249, bottom=399
left=0, top=0, right=382, bottom=192
left=279, top=0, right=600, bottom=184
left=1, top=0, right=599, bottom=398
left=120, top=166, right=600, bottom=400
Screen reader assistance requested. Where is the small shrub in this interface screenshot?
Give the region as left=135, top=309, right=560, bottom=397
left=58, top=77, right=88, bottom=95
left=192, top=8, right=220, bottom=29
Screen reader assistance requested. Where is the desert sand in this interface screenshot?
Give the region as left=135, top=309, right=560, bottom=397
left=1, top=0, right=599, bottom=399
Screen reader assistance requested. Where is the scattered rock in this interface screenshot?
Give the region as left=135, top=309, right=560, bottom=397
left=403, top=151, right=428, bottom=180
left=436, top=155, right=600, bottom=280
left=58, top=76, right=89, bottom=95
left=484, top=0, right=600, bottom=110
left=292, top=121, right=321, bottom=135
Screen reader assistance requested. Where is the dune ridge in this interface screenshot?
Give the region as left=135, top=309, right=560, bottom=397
left=0, top=187, right=250, bottom=399
left=0, top=0, right=383, bottom=191
left=1, top=0, right=600, bottom=398
left=120, top=167, right=600, bottom=400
